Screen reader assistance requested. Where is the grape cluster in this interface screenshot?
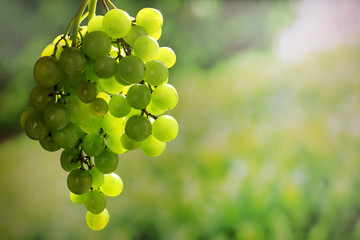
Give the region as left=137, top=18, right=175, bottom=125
left=20, top=7, right=178, bottom=231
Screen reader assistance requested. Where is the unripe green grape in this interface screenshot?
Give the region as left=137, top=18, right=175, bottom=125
left=107, top=135, right=128, bottom=154
left=83, top=133, right=106, bottom=157
left=156, top=47, right=176, bottom=68
left=77, top=82, right=97, bottom=103
left=52, top=122, right=79, bottom=148
left=30, top=85, right=55, bottom=111
left=114, top=73, right=131, bottom=86
left=94, top=55, right=117, bottom=79
left=102, top=9, right=132, bottom=38
left=100, top=173, right=123, bottom=197
left=86, top=208, right=109, bottom=231
left=144, top=60, right=168, bottom=86
left=39, top=134, right=61, bottom=152
left=88, top=15, right=104, bottom=32
left=99, top=76, right=124, bottom=94
left=86, top=63, right=99, bottom=82
left=140, top=135, right=166, bottom=157
left=95, top=148, right=119, bottom=174
left=82, top=31, right=111, bottom=59
left=33, top=56, right=63, bottom=88
left=89, top=167, right=104, bottom=188
left=102, top=113, right=125, bottom=136
left=89, top=98, right=108, bottom=117
left=152, top=115, right=179, bottom=142
left=97, top=92, right=111, bottom=103
left=69, top=191, right=85, bottom=204
left=133, top=36, right=159, bottom=62
left=125, top=108, right=142, bottom=121
left=84, top=189, right=107, bottom=214
left=125, top=115, right=152, bottom=142
left=124, top=25, right=148, bottom=46
left=43, top=103, right=70, bottom=130
left=66, top=94, right=90, bottom=124
left=146, top=100, right=165, bottom=115
left=67, top=169, right=92, bottom=195
left=152, top=84, right=178, bottom=111
left=41, top=43, right=64, bottom=59
left=64, top=72, right=86, bottom=90
left=120, top=132, right=140, bottom=150
left=79, top=114, right=102, bottom=134
left=149, top=28, right=161, bottom=40
left=108, top=94, right=131, bottom=118
left=126, top=84, right=151, bottom=109
left=60, top=147, right=81, bottom=172
left=59, top=47, right=87, bottom=75
left=20, top=107, right=35, bottom=129
left=24, top=111, right=50, bottom=140
left=136, top=8, right=163, bottom=34
left=117, top=55, right=145, bottom=84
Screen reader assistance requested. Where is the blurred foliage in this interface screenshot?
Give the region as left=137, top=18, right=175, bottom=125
left=1, top=0, right=360, bottom=239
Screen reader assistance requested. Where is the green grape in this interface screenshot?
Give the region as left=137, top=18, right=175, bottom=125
left=125, top=115, right=151, bottom=142
left=146, top=100, right=165, bottom=115
left=89, top=167, right=104, bottom=188
left=82, top=31, right=111, bottom=59
left=156, top=47, right=176, bottom=68
left=149, top=28, right=161, bottom=41
left=108, top=94, right=131, bottom=118
left=100, top=173, right=123, bottom=197
left=64, top=72, right=86, bottom=90
left=86, top=208, right=109, bottom=231
left=89, top=98, right=108, bottom=117
left=94, top=55, right=117, bottom=79
left=120, top=132, right=140, bottom=150
left=83, top=133, right=106, bottom=157
left=52, top=123, right=79, bottom=148
left=125, top=108, right=142, bottom=121
left=77, top=82, right=97, bottom=103
left=33, top=56, right=63, bottom=88
left=88, top=15, right=104, bottom=32
left=20, top=107, right=35, bottom=129
left=84, top=189, right=107, bottom=214
left=97, top=92, right=111, bottom=103
left=144, top=60, right=168, bottom=86
left=126, top=84, right=151, bottom=109
left=67, top=169, right=92, bottom=195
left=102, top=9, right=132, bottom=38
left=79, top=114, right=103, bottom=134
left=60, top=147, right=81, bottom=172
left=43, top=103, right=70, bottom=130
left=24, top=111, right=50, bottom=140
left=133, top=36, right=159, bottom=62
left=140, top=135, right=166, bottom=157
left=86, top=63, right=99, bottom=82
left=41, top=43, right=64, bottom=59
left=114, top=73, right=131, bottom=86
left=99, top=76, right=124, bottom=94
left=95, top=148, right=119, bottom=174
left=124, top=25, right=148, bottom=46
left=152, top=84, right=178, bottom=111
left=117, top=55, right=145, bottom=84
left=59, top=47, right=87, bottom=75
left=39, top=134, right=61, bottom=152
left=66, top=94, right=90, bottom=124
left=69, top=191, right=85, bottom=204
left=107, top=135, right=128, bottom=154
left=136, top=8, right=163, bottom=34
left=30, top=85, right=55, bottom=111
left=102, top=113, right=125, bottom=136
left=152, top=115, right=179, bottom=142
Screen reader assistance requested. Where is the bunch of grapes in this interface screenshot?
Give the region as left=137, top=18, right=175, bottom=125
left=20, top=2, right=178, bottom=231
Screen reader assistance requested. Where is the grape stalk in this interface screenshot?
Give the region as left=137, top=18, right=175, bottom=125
left=20, top=0, right=178, bottom=231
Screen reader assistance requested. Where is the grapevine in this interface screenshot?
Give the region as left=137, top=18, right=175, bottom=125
left=20, top=0, right=178, bottom=231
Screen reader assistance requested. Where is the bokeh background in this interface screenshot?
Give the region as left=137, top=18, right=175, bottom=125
left=1, top=0, right=360, bottom=239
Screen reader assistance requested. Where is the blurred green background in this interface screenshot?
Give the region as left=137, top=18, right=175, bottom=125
left=1, top=0, right=360, bottom=239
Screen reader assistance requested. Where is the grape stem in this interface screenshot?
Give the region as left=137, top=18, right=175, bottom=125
left=106, top=0, right=116, bottom=9
left=101, top=0, right=109, bottom=12
left=88, top=0, right=97, bottom=22
left=71, top=0, right=90, bottom=47
left=142, top=108, right=158, bottom=120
